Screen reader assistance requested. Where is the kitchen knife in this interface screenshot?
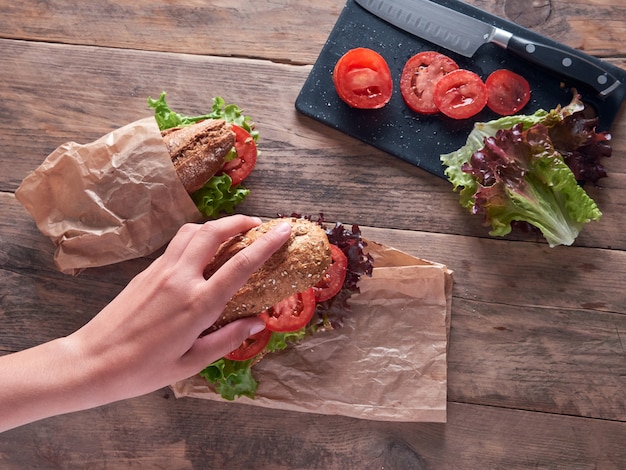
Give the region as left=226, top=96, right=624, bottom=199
left=354, top=0, right=623, bottom=100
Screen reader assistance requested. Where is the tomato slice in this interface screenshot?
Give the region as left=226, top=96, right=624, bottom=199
left=433, top=69, right=488, bottom=119
left=486, top=69, right=531, bottom=116
left=225, top=327, right=271, bottom=361
left=333, top=47, right=393, bottom=109
left=220, top=124, right=257, bottom=186
left=313, top=244, right=348, bottom=302
left=400, top=51, right=459, bottom=114
left=259, top=288, right=316, bottom=332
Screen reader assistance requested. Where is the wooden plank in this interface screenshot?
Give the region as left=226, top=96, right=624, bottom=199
left=0, top=0, right=342, bottom=65
left=0, top=399, right=623, bottom=469
left=448, top=298, right=626, bottom=421
left=359, top=225, right=626, bottom=313
left=1, top=40, right=625, bottom=250
left=1, top=0, right=625, bottom=62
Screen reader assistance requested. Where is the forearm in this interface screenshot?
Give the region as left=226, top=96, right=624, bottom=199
left=0, top=336, right=102, bottom=432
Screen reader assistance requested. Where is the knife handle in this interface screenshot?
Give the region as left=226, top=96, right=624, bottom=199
left=505, top=34, right=622, bottom=99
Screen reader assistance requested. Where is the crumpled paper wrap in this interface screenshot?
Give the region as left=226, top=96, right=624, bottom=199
left=15, top=117, right=202, bottom=274
left=172, top=241, right=453, bottom=423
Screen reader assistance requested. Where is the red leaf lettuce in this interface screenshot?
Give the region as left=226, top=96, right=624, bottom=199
left=440, top=94, right=610, bottom=246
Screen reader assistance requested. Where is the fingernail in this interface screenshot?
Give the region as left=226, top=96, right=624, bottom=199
left=249, top=320, right=266, bottom=336
left=274, top=222, right=292, bottom=235
left=250, top=216, right=263, bottom=224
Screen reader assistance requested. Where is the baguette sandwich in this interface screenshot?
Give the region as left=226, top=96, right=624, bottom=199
left=149, top=92, right=258, bottom=218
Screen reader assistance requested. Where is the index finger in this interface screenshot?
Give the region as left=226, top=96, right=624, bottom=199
left=201, top=221, right=292, bottom=317
left=175, top=215, right=263, bottom=272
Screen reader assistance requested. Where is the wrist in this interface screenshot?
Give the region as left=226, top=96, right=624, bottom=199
left=0, top=335, right=106, bottom=432
left=60, top=330, right=133, bottom=409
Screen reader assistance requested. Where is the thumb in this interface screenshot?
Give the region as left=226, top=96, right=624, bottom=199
left=182, top=318, right=266, bottom=372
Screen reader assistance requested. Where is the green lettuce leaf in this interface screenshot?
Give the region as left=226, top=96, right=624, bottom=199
left=266, top=329, right=307, bottom=352
left=470, top=124, right=601, bottom=246
left=191, top=174, right=249, bottom=219
left=147, top=92, right=258, bottom=141
left=440, top=96, right=604, bottom=247
left=199, top=358, right=257, bottom=401
left=201, top=330, right=307, bottom=400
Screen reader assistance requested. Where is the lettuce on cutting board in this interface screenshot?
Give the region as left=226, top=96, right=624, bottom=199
left=440, top=94, right=611, bottom=247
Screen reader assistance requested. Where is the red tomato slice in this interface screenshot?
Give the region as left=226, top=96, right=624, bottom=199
left=313, top=244, right=348, bottom=302
left=400, top=51, right=459, bottom=114
left=333, top=48, right=393, bottom=109
left=486, top=69, right=531, bottom=116
left=225, top=327, right=271, bottom=361
left=220, top=124, right=257, bottom=186
left=259, top=288, right=316, bottom=333
left=433, top=69, right=488, bottom=119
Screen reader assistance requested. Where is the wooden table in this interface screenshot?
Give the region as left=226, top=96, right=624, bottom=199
left=1, top=0, right=625, bottom=467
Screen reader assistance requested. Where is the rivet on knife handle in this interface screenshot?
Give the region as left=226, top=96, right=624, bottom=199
left=502, top=33, right=622, bottom=98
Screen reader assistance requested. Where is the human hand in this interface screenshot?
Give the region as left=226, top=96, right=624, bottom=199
left=0, top=214, right=292, bottom=432
left=64, top=214, right=292, bottom=407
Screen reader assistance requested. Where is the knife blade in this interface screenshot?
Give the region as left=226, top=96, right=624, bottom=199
left=354, top=0, right=623, bottom=100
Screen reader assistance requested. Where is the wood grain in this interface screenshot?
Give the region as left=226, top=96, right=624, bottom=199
left=0, top=0, right=342, bottom=65
left=1, top=0, right=625, bottom=467
left=0, top=399, right=624, bottom=469
left=448, top=298, right=626, bottom=421
left=359, top=226, right=626, bottom=313
left=1, top=40, right=625, bottom=250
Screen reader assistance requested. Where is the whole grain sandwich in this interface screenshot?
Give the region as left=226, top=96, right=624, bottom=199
left=199, top=215, right=374, bottom=400
left=204, top=217, right=332, bottom=330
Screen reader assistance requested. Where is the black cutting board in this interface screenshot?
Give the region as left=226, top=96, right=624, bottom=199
left=295, top=0, right=626, bottom=178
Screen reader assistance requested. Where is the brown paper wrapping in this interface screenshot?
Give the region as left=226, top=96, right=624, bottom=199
left=171, top=241, right=453, bottom=422
left=15, top=118, right=202, bottom=274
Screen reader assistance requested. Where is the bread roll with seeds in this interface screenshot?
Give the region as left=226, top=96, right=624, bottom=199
left=204, top=218, right=332, bottom=330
